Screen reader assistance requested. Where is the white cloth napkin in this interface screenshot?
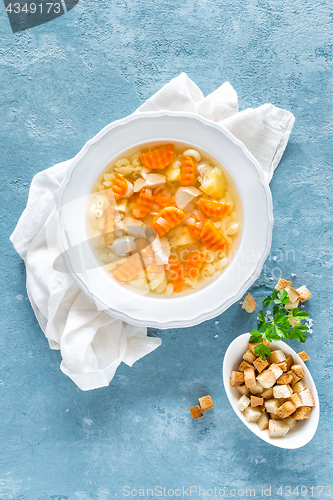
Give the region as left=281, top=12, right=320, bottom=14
left=10, top=72, right=295, bottom=391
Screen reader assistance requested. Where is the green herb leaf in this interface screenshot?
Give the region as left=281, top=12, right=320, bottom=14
left=249, top=330, right=262, bottom=343
left=254, top=342, right=271, bottom=360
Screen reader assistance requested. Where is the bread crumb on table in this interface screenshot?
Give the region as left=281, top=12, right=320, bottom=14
left=190, top=405, right=203, bottom=420
left=298, top=351, right=310, bottom=362
left=199, top=395, right=214, bottom=412
left=241, top=293, right=256, bottom=313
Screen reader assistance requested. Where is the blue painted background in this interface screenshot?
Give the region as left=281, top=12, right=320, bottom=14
left=1, top=0, right=332, bottom=498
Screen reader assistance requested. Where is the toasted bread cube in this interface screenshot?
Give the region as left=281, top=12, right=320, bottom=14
left=259, top=404, right=266, bottom=411
left=236, top=384, right=250, bottom=396
left=275, top=401, right=296, bottom=419
left=257, top=411, right=269, bottom=431
left=270, top=413, right=282, bottom=420
left=285, top=299, right=300, bottom=310
left=244, top=406, right=262, bottom=422
left=239, top=360, right=253, bottom=372
left=237, top=395, right=251, bottom=412
left=243, top=349, right=257, bottom=364
left=285, top=286, right=300, bottom=304
left=248, top=339, right=269, bottom=355
left=296, top=285, right=311, bottom=302
left=262, top=387, right=274, bottom=400
left=284, top=416, right=297, bottom=431
left=190, top=405, right=203, bottom=420
left=291, top=364, right=305, bottom=378
left=268, top=350, right=287, bottom=364
left=292, top=380, right=306, bottom=393
left=270, top=363, right=283, bottom=380
left=251, top=396, right=264, bottom=407
left=291, top=406, right=312, bottom=420
left=265, top=398, right=282, bottom=414
left=276, top=372, right=293, bottom=385
left=283, top=355, right=294, bottom=372
left=275, top=278, right=292, bottom=291
left=287, top=393, right=302, bottom=409
left=249, top=382, right=264, bottom=395
left=199, top=395, right=214, bottom=411
left=298, top=351, right=310, bottom=362
left=298, top=389, right=315, bottom=407
left=253, top=357, right=269, bottom=373
left=273, top=384, right=293, bottom=399
left=268, top=419, right=290, bottom=438
left=230, top=371, right=244, bottom=387
left=256, top=369, right=276, bottom=389
left=244, top=366, right=256, bottom=388
left=242, top=293, right=256, bottom=313
left=288, top=370, right=301, bottom=385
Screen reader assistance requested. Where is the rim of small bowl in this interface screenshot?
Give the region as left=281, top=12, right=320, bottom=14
left=56, top=111, right=274, bottom=329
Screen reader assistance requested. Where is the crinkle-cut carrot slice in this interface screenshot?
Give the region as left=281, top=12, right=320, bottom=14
left=107, top=174, right=128, bottom=201
left=186, top=210, right=207, bottom=240
left=113, top=253, right=142, bottom=282
left=153, top=190, right=177, bottom=208
left=185, top=251, right=207, bottom=280
left=140, top=144, right=175, bottom=170
left=165, top=257, right=185, bottom=292
left=152, top=207, right=186, bottom=237
left=200, top=221, right=229, bottom=251
left=199, top=198, right=232, bottom=217
left=181, top=156, right=196, bottom=186
left=104, top=208, right=116, bottom=246
left=132, top=188, right=153, bottom=219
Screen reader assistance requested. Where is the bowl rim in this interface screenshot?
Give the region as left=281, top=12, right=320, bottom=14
left=56, top=110, right=274, bottom=329
left=222, top=332, right=320, bottom=449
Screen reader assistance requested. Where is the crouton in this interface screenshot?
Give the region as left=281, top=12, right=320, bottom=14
left=243, top=349, right=257, bottom=364
left=277, top=355, right=293, bottom=373
left=239, top=360, right=253, bottom=372
left=190, top=406, right=203, bottom=420
left=261, top=387, right=274, bottom=400
left=249, top=382, right=264, bottom=395
left=199, top=395, right=214, bottom=411
left=285, top=299, right=300, bottom=310
left=288, top=370, right=301, bottom=385
left=296, top=285, right=311, bottom=302
left=268, top=349, right=287, bottom=364
left=268, top=419, right=290, bottom=438
left=257, top=412, right=269, bottom=431
left=248, top=339, right=270, bottom=355
left=242, top=293, right=256, bottom=313
left=236, top=384, right=250, bottom=396
left=244, top=366, right=256, bottom=388
left=275, top=401, right=296, bottom=419
left=244, top=406, right=262, bottom=422
left=284, top=417, right=297, bottom=431
left=292, top=380, right=306, bottom=393
left=287, top=393, right=302, bottom=409
left=276, top=372, right=293, bottom=385
left=275, top=278, right=292, bottom=291
left=237, top=395, right=251, bottom=412
left=291, top=407, right=312, bottom=420
left=285, top=286, right=300, bottom=304
left=265, top=399, right=282, bottom=414
left=291, top=364, right=305, bottom=378
left=270, top=363, right=283, bottom=380
left=257, top=368, right=276, bottom=389
left=230, top=371, right=244, bottom=387
left=270, top=413, right=282, bottom=420
left=253, top=357, right=269, bottom=373
left=298, top=351, right=310, bottom=362
left=297, top=389, right=315, bottom=407
left=251, top=396, right=264, bottom=407
left=273, top=384, right=293, bottom=399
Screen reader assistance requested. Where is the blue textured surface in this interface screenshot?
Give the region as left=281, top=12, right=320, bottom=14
left=1, top=1, right=333, bottom=498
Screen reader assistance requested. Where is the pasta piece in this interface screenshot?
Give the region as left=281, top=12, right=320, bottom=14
left=107, top=174, right=128, bottom=201
left=186, top=210, right=207, bottom=240
left=140, top=144, right=175, bottom=170
left=152, top=207, right=186, bottom=237
left=199, top=198, right=231, bottom=217
left=165, top=257, right=185, bottom=292
left=200, top=221, right=229, bottom=251
left=181, top=156, right=196, bottom=186
left=154, top=190, right=177, bottom=208
left=132, top=188, right=153, bottom=219
left=113, top=253, right=143, bottom=282
left=185, top=251, right=206, bottom=280
left=104, top=208, right=116, bottom=246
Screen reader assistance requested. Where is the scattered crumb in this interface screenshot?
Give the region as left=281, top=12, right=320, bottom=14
left=242, top=293, right=256, bottom=313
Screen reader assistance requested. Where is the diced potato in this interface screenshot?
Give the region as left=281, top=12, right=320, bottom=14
left=172, top=227, right=198, bottom=247
left=199, top=167, right=226, bottom=198
left=165, top=161, right=181, bottom=182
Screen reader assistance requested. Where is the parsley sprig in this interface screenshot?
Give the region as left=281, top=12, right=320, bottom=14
left=249, top=289, right=310, bottom=360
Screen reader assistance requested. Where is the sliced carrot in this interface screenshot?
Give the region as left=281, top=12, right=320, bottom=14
left=153, top=190, right=177, bottom=208
left=132, top=188, right=153, bottom=219
left=104, top=208, right=115, bottom=246
left=107, top=174, right=128, bottom=201
left=113, top=253, right=142, bottom=282
left=200, top=221, right=229, bottom=251
left=185, top=251, right=206, bottom=280
left=151, top=207, right=186, bottom=237
left=186, top=210, right=207, bottom=240
left=165, top=257, right=185, bottom=292
left=181, top=156, right=196, bottom=186
left=140, top=144, right=175, bottom=170
left=200, top=198, right=231, bottom=217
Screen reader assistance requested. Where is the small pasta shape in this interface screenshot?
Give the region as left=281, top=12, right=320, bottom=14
left=183, top=149, right=201, bottom=162
left=115, top=158, right=131, bottom=168
left=231, top=211, right=238, bottom=222
left=156, top=278, right=168, bottom=294
left=132, top=158, right=141, bottom=168
left=114, top=165, right=134, bottom=175
left=140, top=144, right=175, bottom=170
left=100, top=253, right=111, bottom=263
left=104, top=262, right=117, bottom=272
left=226, top=222, right=239, bottom=235
left=97, top=183, right=105, bottom=191
left=104, top=173, right=115, bottom=181
left=95, top=208, right=103, bottom=218
left=130, top=151, right=142, bottom=162
left=88, top=201, right=97, bottom=220
left=103, top=181, right=113, bottom=188
left=98, top=218, right=105, bottom=230
left=165, top=283, right=174, bottom=298
left=181, top=156, right=196, bottom=186
left=214, top=257, right=229, bottom=270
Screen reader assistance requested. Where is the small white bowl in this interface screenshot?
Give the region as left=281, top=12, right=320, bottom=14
left=223, top=333, right=320, bottom=449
